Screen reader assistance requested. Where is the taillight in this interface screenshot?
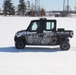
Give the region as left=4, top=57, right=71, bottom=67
left=71, top=31, right=74, bottom=37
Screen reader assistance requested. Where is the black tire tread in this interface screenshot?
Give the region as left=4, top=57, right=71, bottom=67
left=60, top=42, right=70, bottom=50
left=15, top=39, right=26, bottom=49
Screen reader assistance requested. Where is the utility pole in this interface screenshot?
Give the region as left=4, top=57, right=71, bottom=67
left=35, top=0, right=36, bottom=15
left=62, top=0, right=66, bottom=17
left=62, top=0, right=69, bottom=16
left=35, top=0, right=40, bottom=16
left=67, top=0, right=69, bottom=14
left=63, top=0, right=65, bottom=11
left=75, top=3, right=76, bottom=14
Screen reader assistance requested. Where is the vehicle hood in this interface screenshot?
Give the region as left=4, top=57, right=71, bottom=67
left=15, top=30, right=27, bottom=37
left=17, top=30, right=26, bottom=33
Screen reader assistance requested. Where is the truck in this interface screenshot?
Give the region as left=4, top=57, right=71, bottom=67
left=14, top=18, right=73, bottom=50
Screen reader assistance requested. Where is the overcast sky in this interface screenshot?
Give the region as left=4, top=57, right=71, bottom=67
left=0, top=0, right=76, bottom=11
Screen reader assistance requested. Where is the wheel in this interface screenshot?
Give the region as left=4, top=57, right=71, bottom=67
left=60, top=42, right=70, bottom=50
left=15, top=39, right=26, bottom=49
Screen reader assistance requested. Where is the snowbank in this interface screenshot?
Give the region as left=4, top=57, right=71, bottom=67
left=0, top=17, right=75, bottom=47
left=0, top=17, right=76, bottom=75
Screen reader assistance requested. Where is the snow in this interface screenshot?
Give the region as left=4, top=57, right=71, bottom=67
left=0, top=47, right=76, bottom=75
left=0, top=17, right=76, bottom=75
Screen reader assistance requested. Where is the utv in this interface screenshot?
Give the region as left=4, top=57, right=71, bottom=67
left=14, top=18, right=73, bottom=50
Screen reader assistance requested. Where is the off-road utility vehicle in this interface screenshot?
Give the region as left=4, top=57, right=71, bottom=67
left=14, top=18, right=73, bottom=50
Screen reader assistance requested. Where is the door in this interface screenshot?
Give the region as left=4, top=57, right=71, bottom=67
left=41, top=21, right=57, bottom=45
left=27, top=21, right=42, bottom=44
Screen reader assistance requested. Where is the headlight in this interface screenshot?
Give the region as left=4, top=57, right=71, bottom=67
left=15, top=33, right=19, bottom=36
left=15, top=32, right=21, bottom=37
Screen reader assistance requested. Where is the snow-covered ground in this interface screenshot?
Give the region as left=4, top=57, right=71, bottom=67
left=0, top=17, right=76, bottom=75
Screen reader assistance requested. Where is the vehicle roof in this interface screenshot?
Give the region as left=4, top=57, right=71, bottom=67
left=31, top=18, right=57, bottom=22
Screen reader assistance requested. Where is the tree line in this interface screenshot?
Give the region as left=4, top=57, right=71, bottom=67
left=0, top=0, right=45, bottom=16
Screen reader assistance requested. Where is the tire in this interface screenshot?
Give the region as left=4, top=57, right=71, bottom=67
left=15, top=39, right=26, bottom=49
left=60, top=42, right=70, bottom=50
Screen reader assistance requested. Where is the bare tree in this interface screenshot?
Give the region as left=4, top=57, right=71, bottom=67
left=40, top=8, right=45, bottom=16
left=30, top=3, right=35, bottom=16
